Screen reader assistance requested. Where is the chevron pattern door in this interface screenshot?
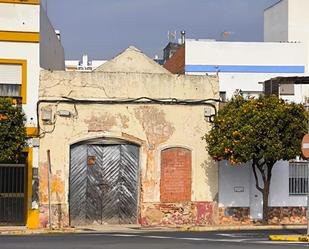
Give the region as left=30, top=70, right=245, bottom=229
left=70, top=144, right=139, bottom=226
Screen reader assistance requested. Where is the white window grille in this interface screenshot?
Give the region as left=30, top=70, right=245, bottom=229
left=289, top=161, right=308, bottom=195
left=0, top=84, right=21, bottom=97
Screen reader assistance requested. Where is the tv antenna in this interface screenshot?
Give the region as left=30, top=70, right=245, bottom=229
left=168, top=31, right=177, bottom=42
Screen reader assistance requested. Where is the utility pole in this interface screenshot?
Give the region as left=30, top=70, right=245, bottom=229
left=301, top=104, right=309, bottom=235
left=307, top=111, right=309, bottom=235
left=47, top=150, right=52, bottom=230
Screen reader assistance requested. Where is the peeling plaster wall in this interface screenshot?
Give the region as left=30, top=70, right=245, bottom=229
left=39, top=71, right=218, bottom=100
left=38, top=70, right=219, bottom=227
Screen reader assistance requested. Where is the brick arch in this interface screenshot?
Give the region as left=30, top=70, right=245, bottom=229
left=160, top=147, right=192, bottom=202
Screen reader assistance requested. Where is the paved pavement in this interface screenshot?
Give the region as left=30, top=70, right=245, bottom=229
left=0, top=229, right=308, bottom=249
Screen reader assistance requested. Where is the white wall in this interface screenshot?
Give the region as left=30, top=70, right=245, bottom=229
left=185, top=40, right=306, bottom=99
left=269, top=161, right=306, bottom=207
left=188, top=72, right=307, bottom=100
left=39, top=8, right=65, bottom=70
left=0, top=3, right=39, bottom=32
left=185, top=40, right=305, bottom=66
left=0, top=41, right=40, bottom=127
left=219, top=160, right=307, bottom=208
left=264, top=0, right=288, bottom=42
left=287, top=0, right=309, bottom=43
left=0, top=5, right=64, bottom=124
left=264, top=0, right=309, bottom=43
left=218, top=161, right=251, bottom=207
left=280, top=84, right=309, bottom=103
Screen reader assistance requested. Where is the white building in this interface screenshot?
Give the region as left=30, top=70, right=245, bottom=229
left=184, top=39, right=307, bottom=101
left=164, top=0, right=309, bottom=223
left=263, top=0, right=309, bottom=103
left=65, top=54, right=106, bottom=72
left=0, top=0, right=64, bottom=228
left=164, top=0, right=309, bottom=102
left=264, top=0, right=309, bottom=44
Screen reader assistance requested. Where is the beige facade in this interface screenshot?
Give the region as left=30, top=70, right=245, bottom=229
left=38, top=47, right=219, bottom=227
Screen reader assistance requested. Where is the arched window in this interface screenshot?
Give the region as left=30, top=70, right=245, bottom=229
left=160, top=147, right=192, bottom=202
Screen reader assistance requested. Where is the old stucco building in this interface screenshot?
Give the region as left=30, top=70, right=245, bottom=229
left=38, top=47, right=219, bottom=227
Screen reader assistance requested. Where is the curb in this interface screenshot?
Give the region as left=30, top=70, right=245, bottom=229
left=179, top=225, right=306, bottom=232
left=0, top=224, right=306, bottom=236
left=0, top=229, right=81, bottom=236
left=269, top=235, right=308, bottom=242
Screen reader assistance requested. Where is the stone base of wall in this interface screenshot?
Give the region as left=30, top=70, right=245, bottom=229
left=219, top=207, right=251, bottom=225
left=39, top=204, right=69, bottom=228
left=140, top=202, right=217, bottom=226
left=268, top=207, right=307, bottom=225
left=219, top=207, right=307, bottom=225
left=38, top=202, right=217, bottom=228
left=38, top=202, right=307, bottom=227
left=38, top=203, right=307, bottom=227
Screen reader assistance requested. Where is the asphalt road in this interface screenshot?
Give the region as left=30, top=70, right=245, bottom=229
left=0, top=229, right=308, bottom=249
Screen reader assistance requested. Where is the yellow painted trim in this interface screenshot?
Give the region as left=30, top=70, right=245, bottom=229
left=21, top=60, right=27, bottom=104
left=0, top=59, right=27, bottom=104
left=26, top=147, right=33, bottom=208
left=269, top=235, right=308, bottom=242
left=26, top=127, right=38, bottom=137
left=0, top=0, right=40, bottom=5
left=0, top=31, right=40, bottom=43
left=27, top=210, right=40, bottom=229
left=24, top=147, right=39, bottom=229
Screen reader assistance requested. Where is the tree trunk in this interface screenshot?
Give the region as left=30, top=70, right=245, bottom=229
left=262, top=180, right=270, bottom=224
left=252, top=160, right=274, bottom=224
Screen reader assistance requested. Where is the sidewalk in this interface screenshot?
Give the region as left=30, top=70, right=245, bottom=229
left=0, top=224, right=306, bottom=236
left=0, top=226, right=78, bottom=235
left=0, top=224, right=170, bottom=235
left=180, top=224, right=307, bottom=232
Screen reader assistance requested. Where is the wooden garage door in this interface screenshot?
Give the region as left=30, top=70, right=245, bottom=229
left=70, top=144, right=139, bottom=226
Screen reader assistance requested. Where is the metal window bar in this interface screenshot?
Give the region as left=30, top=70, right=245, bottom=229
left=289, top=161, right=308, bottom=195
left=0, top=164, right=26, bottom=225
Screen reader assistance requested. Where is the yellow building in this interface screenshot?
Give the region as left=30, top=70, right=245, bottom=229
left=0, top=0, right=64, bottom=228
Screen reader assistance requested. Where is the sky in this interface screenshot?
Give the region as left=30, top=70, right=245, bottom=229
left=41, top=0, right=279, bottom=60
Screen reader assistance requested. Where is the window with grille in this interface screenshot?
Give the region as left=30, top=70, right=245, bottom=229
left=0, top=64, right=22, bottom=97
left=289, top=161, right=308, bottom=195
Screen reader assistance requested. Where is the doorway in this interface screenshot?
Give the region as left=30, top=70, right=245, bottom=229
left=69, top=142, right=139, bottom=226
left=0, top=162, right=26, bottom=225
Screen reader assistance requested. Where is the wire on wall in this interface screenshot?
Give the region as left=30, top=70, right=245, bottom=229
left=37, top=96, right=220, bottom=137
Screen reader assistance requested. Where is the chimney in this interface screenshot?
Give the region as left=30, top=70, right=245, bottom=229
left=180, top=30, right=186, bottom=44
left=82, top=54, right=88, bottom=68
left=55, top=30, right=61, bottom=41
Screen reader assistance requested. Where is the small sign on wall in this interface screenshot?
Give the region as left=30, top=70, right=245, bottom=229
left=234, top=186, right=244, bottom=192
left=279, top=84, right=294, bottom=95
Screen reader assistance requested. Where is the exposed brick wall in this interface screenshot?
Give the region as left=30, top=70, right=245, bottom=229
left=140, top=202, right=216, bottom=226
left=160, top=147, right=191, bottom=202
left=163, top=45, right=185, bottom=74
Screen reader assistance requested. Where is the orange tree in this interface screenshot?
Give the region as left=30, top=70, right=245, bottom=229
left=204, top=96, right=307, bottom=223
left=0, top=98, right=26, bottom=162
